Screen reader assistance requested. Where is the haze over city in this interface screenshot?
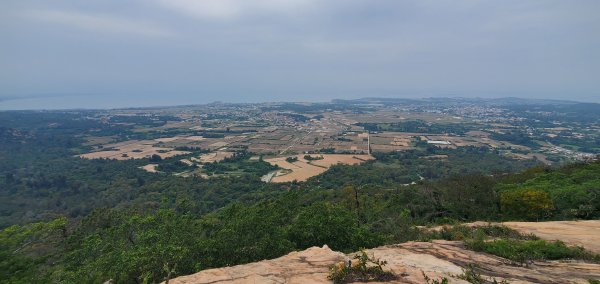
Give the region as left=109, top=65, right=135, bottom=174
left=1, top=0, right=599, bottom=109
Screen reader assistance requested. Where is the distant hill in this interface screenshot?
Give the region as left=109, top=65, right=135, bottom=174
left=332, top=96, right=586, bottom=106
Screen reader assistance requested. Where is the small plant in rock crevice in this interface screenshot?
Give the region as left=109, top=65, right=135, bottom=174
left=328, top=250, right=397, bottom=284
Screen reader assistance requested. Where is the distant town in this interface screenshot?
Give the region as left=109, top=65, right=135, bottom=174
left=65, top=97, right=600, bottom=182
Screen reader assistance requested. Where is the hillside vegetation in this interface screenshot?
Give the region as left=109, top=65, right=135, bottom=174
left=2, top=160, right=599, bottom=283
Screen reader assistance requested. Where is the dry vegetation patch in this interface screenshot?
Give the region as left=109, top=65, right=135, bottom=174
left=197, top=151, right=235, bottom=163
left=140, top=164, right=159, bottom=173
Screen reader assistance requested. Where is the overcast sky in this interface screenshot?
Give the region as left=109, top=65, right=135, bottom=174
left=1, top=0, right=599, bottom=109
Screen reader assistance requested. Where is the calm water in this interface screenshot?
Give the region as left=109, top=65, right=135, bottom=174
left=0, top=94, right=212, bottom=110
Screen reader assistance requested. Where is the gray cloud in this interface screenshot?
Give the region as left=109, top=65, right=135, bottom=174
left=1, top=0, right=599, bottom=109
left=154, top=0, right=317, bottom=21
left=22, top=9, right=175, bottom=38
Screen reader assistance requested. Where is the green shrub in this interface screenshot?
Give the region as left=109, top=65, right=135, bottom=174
left=287, top=202, right=383, bottom=252
left=304, top=155, right=324, bottom=161
left=456, top=264, right=509, bottom=284
left=467, top=239, right=600, bottom=266
left=426, top=225, right=536, bottom=242
left=328, top=251, right=396, bottom=284
left=422, top=271, right=448, bottom=284
left=500, top=188, right=554, bottom=220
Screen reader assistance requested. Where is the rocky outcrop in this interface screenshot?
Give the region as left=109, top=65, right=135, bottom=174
left=166, top=246, right=346, bottom=284
left=167, top=241, right=600, bottom=284
left=167, top=221, right=600, bottom=284
left=372, top=240, right=600, bottom=283
left=503, top=220, right=600, bottom=254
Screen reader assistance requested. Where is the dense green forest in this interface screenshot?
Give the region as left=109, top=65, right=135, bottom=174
left=3, top=160, right=600, bottom=283
left=1, top=111, right=599, bottom=283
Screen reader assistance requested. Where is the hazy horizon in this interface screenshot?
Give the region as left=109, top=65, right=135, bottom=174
left=2, top=94, right=599, bottom=111
left=2, top=0, right=599, bottom=109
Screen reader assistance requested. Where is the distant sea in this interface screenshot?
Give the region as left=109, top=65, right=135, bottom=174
left=0, top=95, right=209, bottom=110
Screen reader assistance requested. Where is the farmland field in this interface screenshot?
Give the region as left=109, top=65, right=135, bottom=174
left=263, top=154, right=374, bottom=182
left=79, top=140, right=191, bottom=160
